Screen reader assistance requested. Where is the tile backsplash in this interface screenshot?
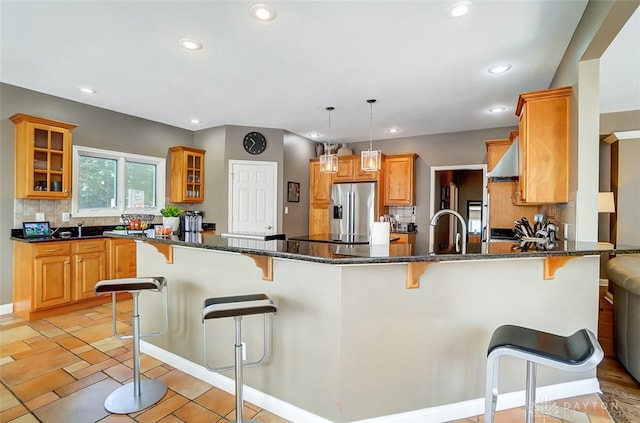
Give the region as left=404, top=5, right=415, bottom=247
left=13, top=199, right=161, bottom=229
left=388, top=206, right=416, bottom=224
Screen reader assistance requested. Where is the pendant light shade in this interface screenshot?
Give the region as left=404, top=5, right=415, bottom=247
left=320, top=106, right=338, bottom=173
left=361, top=99, right=381, bottom=171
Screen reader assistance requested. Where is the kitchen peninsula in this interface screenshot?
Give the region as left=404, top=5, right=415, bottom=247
left=110, top=232, right=640, bottom=422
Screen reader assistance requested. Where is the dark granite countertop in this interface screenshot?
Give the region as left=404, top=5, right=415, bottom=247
left=11, top=225, right=120, bottom=242
left=104, top=232, right=640, bottom=265
left=288, top=234, right=400, bottom=244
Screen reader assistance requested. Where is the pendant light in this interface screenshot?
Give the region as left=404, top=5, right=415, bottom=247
left=319, top=106, right=338, bottom=173
left=361, top=99, right=381, bottom=171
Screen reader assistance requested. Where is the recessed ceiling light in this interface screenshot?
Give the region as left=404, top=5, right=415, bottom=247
left=78, top=87, right=96, bottom=94
left=488, top=64, right=512, bottom=74
left=309, top=133, right=321, bottom=138
left=447, top=1, right=474, bottom=18
left=386, top=127, right=401, bottom=134
left=488, top=106, right=507, bottom=113
left=179, top=38, right=203, bottom=51
left=190, top=118, right=201, bottom=124
left=251, top=4, right=277, bottom=21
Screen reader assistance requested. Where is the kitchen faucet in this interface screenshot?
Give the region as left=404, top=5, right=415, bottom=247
left=429, top=209, right=467, bottom=254
left=78, top=220, right=85, bottom=237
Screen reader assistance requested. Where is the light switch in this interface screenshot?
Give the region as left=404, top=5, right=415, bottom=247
left=284, top=206, right=289, bottom=214
left=36, top=212, right=45, bottom=221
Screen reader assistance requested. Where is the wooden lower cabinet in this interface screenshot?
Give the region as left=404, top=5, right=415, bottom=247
left=33, top=253, right=72, bottom=310
left=391, top=232, right=416, bottom=254
left=107, top=238, right=137, bottom=279
left=13, top=237, right=132, bottom=321
left=488, top=182, right=538, bottom=229
left=73, top=239, right=107, bottom=300
left=309, top=204, right=330, bottom=235
left=391, top=232, right=416, bottom=245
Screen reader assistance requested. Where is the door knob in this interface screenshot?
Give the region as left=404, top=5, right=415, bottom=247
left=265, top=225, right=272, bottom=230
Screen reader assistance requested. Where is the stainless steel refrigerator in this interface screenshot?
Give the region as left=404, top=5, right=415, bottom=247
left=330, top=182, right=377, bottom=236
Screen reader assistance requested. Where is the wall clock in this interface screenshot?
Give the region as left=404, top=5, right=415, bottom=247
left=243, top=131, right=267, bottom=155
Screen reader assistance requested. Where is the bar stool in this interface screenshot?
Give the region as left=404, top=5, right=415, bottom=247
left=202, top=294, right=277, bottom=423
left=94, top=276, right=169, bottom=414
left=485, top=324, right=604, bottom=423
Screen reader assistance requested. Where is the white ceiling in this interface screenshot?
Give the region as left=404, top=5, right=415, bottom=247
left=1, top=1, right=637, bottom=144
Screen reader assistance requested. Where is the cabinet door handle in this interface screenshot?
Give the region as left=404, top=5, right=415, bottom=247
left=82, top=246, right=99, bottom=249
left=65, top=261, right=70, bottom=264
left=44, top=248, right=63, bottom=252
left=77, top=258, right=82, bottom=262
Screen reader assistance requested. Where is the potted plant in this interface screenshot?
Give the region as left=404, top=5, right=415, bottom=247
left=160, top=204, right=183, bottom=233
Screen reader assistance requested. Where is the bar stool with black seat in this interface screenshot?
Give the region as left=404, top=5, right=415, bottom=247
left=202, top=293, right=277, bottom=423
left=94, top=276, right=169, bottom=414
left=485, top=324, right=604, bottom=423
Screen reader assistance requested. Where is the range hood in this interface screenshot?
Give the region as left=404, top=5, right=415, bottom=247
left=487, top=138, right=519, bottom=180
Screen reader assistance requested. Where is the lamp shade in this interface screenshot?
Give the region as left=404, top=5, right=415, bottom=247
left=319, top=153, right=338, bottom=173
left=361, top=149, right=381, bottom=171
left=598, top=192, right=615, bottom=213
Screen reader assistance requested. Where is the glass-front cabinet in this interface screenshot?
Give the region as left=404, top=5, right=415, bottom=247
left=170, top=146, right=206, bottom=202
left=11, top=114, right=77, bottom=199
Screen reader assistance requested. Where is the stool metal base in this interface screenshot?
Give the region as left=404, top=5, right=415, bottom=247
left=104, top=379, right=167, bottom=414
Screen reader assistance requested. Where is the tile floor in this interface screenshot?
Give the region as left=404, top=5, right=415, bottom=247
left=1, top=300, right=616, bottom=423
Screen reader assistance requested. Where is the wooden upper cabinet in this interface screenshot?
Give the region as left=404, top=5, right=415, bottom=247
left=516, top=87, right=571, bottom=204
left=331, top=155, right=379, bottom=182
left=384, top=154, right=417, bottom=206
left=170, top=146, right=205, bottom=203
left=332, top=157, right=355, bottom=182
left=310, top=160, right=332, bottom=204
left=11, top=114, right=77, bottom=199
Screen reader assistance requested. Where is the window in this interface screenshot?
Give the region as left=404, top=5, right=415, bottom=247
left=72, top=146, right=166, bottom=217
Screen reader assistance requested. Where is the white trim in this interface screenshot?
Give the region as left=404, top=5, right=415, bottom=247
left=141, top=340, right=600, bottom=423
left=0, top=303, right=13, bottom=316
left=71, top=145, right=166, bottom=217
left=602, top=130, right=640, bottom=143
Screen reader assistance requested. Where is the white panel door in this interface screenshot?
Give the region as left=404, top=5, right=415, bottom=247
left=229, top=160, right=277, bottom=234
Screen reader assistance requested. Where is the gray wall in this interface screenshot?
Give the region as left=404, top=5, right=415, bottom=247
left=0, top=83, right=193, bottom=305
left=550, top=0, right=639, bottom=241
left=192, top=126, right=318, bottom=237
left=283, top=131, right=315, bottom=237
left=0, top=84, right=317, bottom=306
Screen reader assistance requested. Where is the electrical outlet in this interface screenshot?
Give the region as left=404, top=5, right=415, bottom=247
left=62, top=212, right=70, bottom=222
left=36, top=212, right=45, bottom=221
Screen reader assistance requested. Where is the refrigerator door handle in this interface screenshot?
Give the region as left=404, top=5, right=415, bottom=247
left=349, top=191, right=356, bottom=234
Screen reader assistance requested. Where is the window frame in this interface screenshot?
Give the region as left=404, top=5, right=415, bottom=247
left=71, top=145, right=166, bottom=218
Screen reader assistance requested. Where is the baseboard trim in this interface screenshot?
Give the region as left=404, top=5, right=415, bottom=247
left=0, top=303, right=13, bottom=316
left=140, top=341, right=600, bottom=423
